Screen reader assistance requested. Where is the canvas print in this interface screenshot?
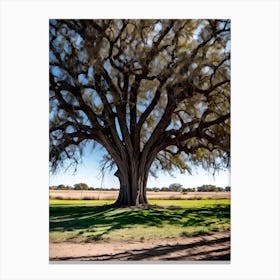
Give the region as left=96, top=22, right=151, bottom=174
left=49, top=19, right=230, bottom=261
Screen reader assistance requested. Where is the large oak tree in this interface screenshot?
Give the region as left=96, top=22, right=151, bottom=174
left=49, top=19, right=230, bottom=206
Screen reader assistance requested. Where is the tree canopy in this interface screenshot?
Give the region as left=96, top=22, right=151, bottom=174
left=168, top=183, right=183, bottom=192
left=74, top=182, right=89, bottom=190
left=49, top=19, right=230, bottom=206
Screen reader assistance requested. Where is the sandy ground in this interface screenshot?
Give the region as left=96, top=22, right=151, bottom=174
left=50, top=231, right=230, bottom=261
left=49, top=190, right=230, bottom=200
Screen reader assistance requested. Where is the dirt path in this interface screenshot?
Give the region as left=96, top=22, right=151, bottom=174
left=50, top=231, right=230, bottom=261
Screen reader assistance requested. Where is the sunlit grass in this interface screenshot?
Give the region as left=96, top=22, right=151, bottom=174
left=50, top=199, right=230, bottom=242
left=49, top=198, right=230, bottom=207
left=149, top=199, right=230, bottom=207
left=50, top=199, right=114, bottom=206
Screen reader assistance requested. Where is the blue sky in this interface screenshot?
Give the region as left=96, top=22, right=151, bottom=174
left=49, top=145, right=230, bottom=189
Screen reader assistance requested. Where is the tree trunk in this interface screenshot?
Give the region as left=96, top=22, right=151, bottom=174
left=114, top=160, right=148, bottom=207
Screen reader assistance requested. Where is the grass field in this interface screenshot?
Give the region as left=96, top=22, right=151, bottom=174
left=49, top=190, right=230, bottom=200
left=49, top=199, right=230, bottom=242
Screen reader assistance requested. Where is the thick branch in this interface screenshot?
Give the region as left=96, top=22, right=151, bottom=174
left=99, top=69, right=134, bottom=156
left=136, top=89, right=161, bottom=132
left=50, top=121, right=93, bottom=135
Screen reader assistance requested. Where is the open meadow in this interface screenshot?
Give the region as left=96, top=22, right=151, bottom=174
left=49, top=192, right=230, bottom=261
left=49, top=190, right=230, bottom=200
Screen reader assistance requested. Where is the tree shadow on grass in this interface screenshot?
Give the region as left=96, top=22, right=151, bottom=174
left=50, top=204, right=230, bottom=240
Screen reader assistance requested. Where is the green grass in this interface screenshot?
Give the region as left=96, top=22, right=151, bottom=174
left=50, top=199, right=230, bottom=242
left=50, top=199, right=114, bottom=206
left=49, top=199, right=229, bottom=207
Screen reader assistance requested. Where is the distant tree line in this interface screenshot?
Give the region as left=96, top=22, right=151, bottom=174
left=146, top=184, right=230, bottom=192
left=49, top=183, right=120, bottom=191
left=50, top=183, right=230, bottom=192
left=196, top=184, right=230, bottom=192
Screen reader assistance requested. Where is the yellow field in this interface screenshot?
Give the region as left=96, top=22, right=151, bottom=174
left=49, top=189, right=230, bottom=200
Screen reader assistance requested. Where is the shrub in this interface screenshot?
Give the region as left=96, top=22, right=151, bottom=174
left=168, top=195, right=182, bottom=200
left=168, top=183, right=183, bottom=192
left=53, top=196, right=64, bottom=200
left=74, top=183, right=89, bottom=190
left=82, top=196, right=96, bottom=200
left=197, top=184, right=217, bottom=192
left=187, top=196, right=202, bottom=200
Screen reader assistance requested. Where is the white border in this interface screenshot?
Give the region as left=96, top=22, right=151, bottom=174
left=0, top=0, right=279, bottom=279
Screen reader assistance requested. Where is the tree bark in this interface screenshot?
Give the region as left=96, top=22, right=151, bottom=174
left=114, top=158, right=148, bottom=207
